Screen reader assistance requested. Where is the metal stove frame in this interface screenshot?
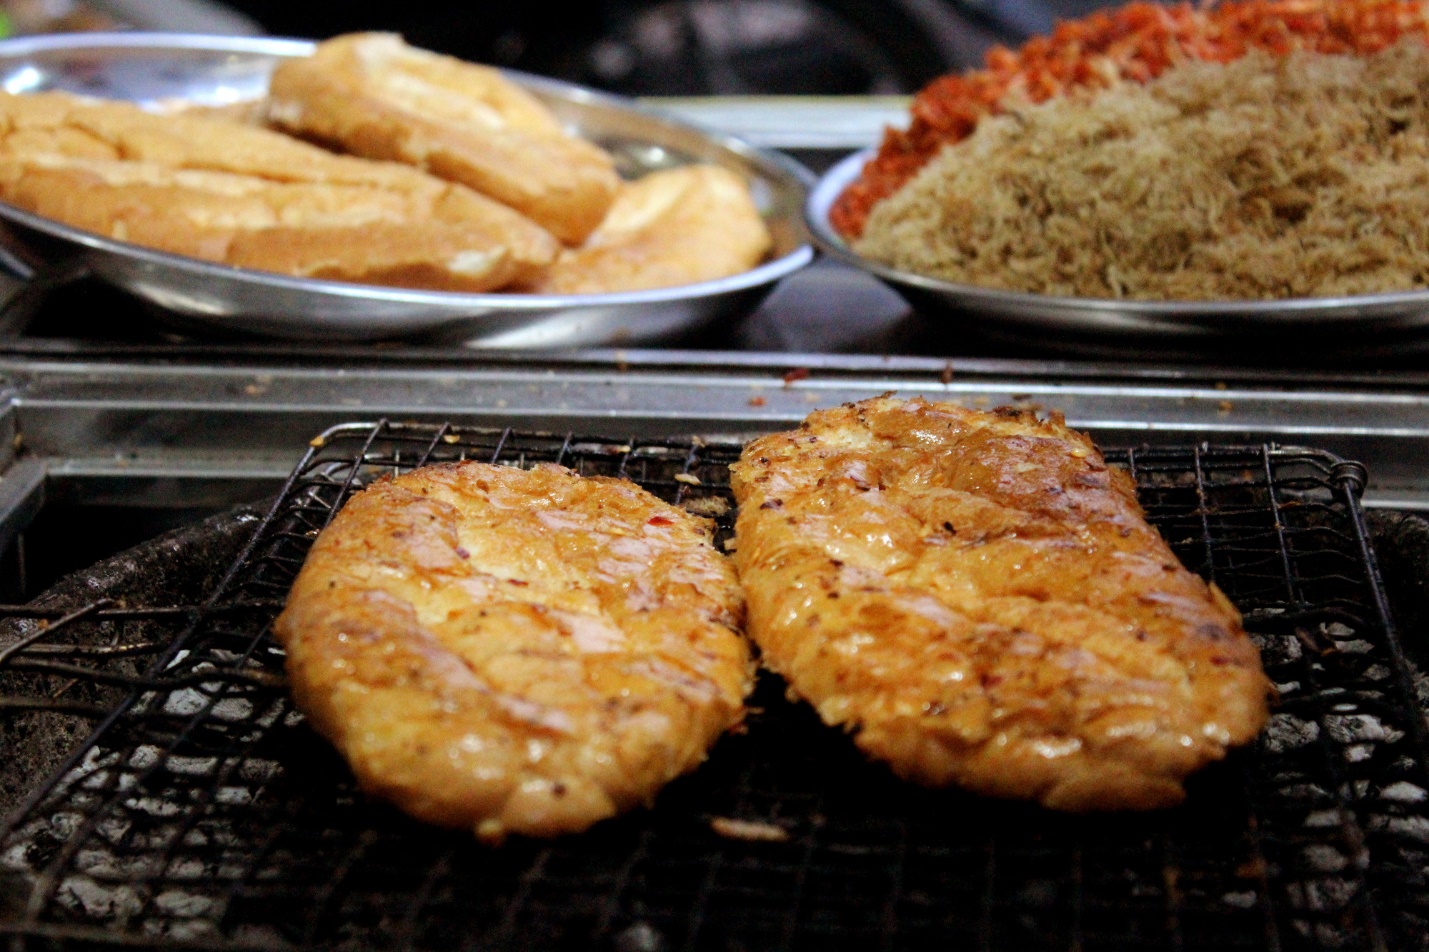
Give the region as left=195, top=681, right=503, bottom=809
left=0, top=346, right=1424, bottom=568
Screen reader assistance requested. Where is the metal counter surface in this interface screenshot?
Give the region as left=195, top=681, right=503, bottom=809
left=0, top=349, right=1424, bottom=514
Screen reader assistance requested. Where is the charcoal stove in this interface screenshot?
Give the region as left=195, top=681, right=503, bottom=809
left=0, top=421, right=1427, bottom=951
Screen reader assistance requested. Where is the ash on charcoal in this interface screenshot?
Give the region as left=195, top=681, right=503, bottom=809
left=1264, top=714, right=1320, bottom=752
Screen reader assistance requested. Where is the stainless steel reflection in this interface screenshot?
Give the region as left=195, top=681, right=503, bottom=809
left=4, top=351, right=1429, bottom=509
left=807, top=149, right=1429, bottom=348
left=0, top=33, right=815, bottom=346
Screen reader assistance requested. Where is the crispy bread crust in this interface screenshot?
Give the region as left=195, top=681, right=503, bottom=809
left=273, top=462, right=752, bottom=841
left=526, top=165, right=773, bottom=294
left=269, top=33, right=620, bottom=245
left=730, top=397, right=1271, bottom=810
left=0, top=91, right=559, bottom=290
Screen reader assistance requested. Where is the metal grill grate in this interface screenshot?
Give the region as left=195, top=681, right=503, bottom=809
left=1, top=424, right=1427, bottom=952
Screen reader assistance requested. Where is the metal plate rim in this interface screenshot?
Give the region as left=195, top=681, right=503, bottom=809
left=0, top=199, right=813, bottom=313
left=0, top=31, right=315, bottom=59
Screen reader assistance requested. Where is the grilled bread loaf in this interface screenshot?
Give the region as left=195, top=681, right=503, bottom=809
left=730, top=397, right=1271, bottom=811
left=273, top=462, right=752, bottom=841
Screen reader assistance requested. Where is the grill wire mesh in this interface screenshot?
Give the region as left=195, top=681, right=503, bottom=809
left=2, top=422, right=1428, bottom=952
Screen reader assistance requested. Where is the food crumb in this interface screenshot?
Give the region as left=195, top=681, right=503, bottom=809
left=674, top=473, right=702, bottom=485
left=476, top=818, right=505, bottom=845
left=1218, top=400, right=1234, bottom=414
left=748, top=396, right=767, bottom=407
left=782, top=367, right=810, bottom=386
left=710, top=817, right=790, bottom=842
left=682, top=496, right=731, bottom=517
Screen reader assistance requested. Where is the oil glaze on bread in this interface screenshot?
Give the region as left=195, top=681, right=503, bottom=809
left=730, top=396, right=1271, bottom=811
left=273, top=462, right=752, bottom=842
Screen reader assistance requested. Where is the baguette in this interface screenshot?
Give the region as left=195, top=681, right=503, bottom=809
left=0, top=91, right=560, bottom=290
left=527, top=165, right=772, bottom=294
left=269, top=33, right=620, bottom=245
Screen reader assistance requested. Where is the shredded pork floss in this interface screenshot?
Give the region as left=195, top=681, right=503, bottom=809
left=855, top=41, right=1429, bottom=301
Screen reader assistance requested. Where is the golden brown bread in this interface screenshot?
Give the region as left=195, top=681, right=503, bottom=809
left=272, top=462, right=752, bottom=841
left=269, top=33, right=620, bottom=245
left=525, top=164, right=773, bottom=294
left=0, top=90, right=560, bottom=290
left=0, top=59, right=778, bottom=295
left=0, top=89, right=438, bottom=189
left=730, top=396, right=1271, bottom=810
left=148, top=97, right=272, bottom=127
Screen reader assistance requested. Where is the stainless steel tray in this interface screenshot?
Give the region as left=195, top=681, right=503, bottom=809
left=0, top=33, right=815, bottom=347
left=807, top=149, right=1429, bottom=350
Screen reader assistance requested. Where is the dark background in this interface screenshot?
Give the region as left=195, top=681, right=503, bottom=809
left=215, top=0, right=1098, bottom=96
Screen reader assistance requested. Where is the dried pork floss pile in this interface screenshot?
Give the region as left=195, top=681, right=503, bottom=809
left=854, top=41, right=1429, bottom=301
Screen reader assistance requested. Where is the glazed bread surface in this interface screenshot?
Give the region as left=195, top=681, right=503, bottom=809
left=730, top=396, right=1271, bottom=811
left=273, top=462, right=752, bottom=842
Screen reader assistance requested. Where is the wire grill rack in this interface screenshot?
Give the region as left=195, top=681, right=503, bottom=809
left=2, top=422, right=1428, bottom=952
